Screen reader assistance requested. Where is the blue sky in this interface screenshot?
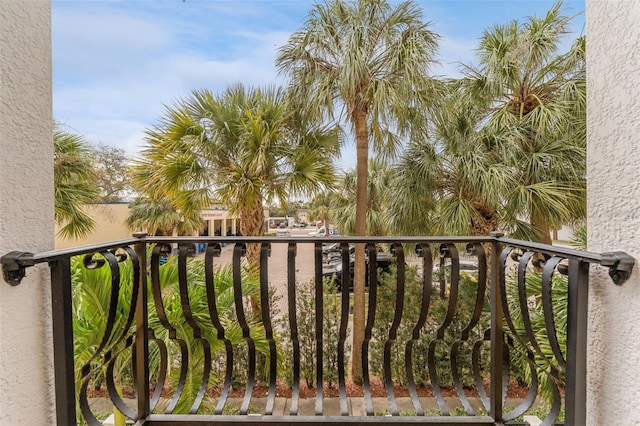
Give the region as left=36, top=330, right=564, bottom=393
left=53, top=0, right=585, bottom=170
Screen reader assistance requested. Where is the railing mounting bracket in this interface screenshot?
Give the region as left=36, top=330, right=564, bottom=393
left=601, top=251, right=636, bottom=285
left=1, top=251, right=35, bottom=286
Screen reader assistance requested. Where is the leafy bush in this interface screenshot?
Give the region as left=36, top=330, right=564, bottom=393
left=504, top=269, right=567, bottom=404
left=370, top=264, right=490, bottom=389
left=278, top=279, right=346, bottom=389
left=72, top=252, right=276, bottom=420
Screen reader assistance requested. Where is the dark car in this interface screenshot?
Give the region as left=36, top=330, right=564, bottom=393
left=322, top=253, right=393, bottom=291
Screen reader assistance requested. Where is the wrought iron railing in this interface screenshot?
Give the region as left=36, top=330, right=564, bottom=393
left=1, top=234, right=635, bottom=426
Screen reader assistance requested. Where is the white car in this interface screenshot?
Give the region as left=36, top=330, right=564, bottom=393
left=308, top=226, right=327, bottom=237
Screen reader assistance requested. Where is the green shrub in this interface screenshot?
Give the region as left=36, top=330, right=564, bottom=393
left=504, top=270, right=567, bottom=405
left=370, top=264, right=490, bottom=389
left=71, top=252, right=276, bottom=421
left=278, top=278, right=347, bottom=389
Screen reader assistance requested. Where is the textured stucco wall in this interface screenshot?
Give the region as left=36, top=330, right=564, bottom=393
left=586, top=1, right=640, bottom=424
left=0, top=1, right=55, bottom=424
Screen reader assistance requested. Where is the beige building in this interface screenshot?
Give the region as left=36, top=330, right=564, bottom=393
left=55, top=203, right=132, bottom=249
left=54, top=203, right=260, bottom=249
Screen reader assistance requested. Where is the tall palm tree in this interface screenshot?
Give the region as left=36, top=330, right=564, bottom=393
left=54, top=124, right=100, bottom=239
left=462, top=1, right=586, bottom=243
left=132, top=84, right=340, bottom=268
left=277, top=0, right=439, bottom=384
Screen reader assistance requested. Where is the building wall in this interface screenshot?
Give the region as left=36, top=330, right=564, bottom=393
left=0, top=1, right=55, bottom=424
left=55, top=203, right=133, bottom=249
left=586, top=1, right=640, bottom=424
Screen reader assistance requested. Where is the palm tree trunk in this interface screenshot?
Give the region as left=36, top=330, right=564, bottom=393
left=240, top=199, right=266, bottom=272
left=351, top=108, right=369, bottom=386
left=471, top=201, right=500, bottom=285
left=531, top=201, right=552, bottom=245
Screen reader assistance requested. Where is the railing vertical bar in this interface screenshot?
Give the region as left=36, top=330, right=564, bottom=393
left=203, top=244, right=233, bottom=416
left=406, top=243, right=433, bottom=416
left=338, top=243, right=350, bottom=416
left=314, top=242, right=324, bottom=415
left=490, top=236, right=504, bottom=423
left=287, top=243, right=300, bottom=415
left=177, top=244, right=211, bottom=414
left=384, top=243, right=405, bottom=416
left=134, top=237, right=150, bottom=420
left=232, top=243, right=255, bottom=415
left=451, top=243, right=487, bottom=415
left=428, top=243, right=460, bottom=416
left=259, top=242, right=278, bottom=415
left=362, top=243, right=379, bottom=416
left=565, top=258, right=589, bottom=425
left=50, top=256, right=77, bottom=426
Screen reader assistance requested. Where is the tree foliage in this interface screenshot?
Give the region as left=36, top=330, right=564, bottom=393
left=54, top=124, right=101, bottom=239
left=461, top=1, right=586, bottom=243
left=91, top=143, right=132, bottom=203
left=389, top=1, right=585, bottom=243
left=330, top=159, right=393, bottom=236
left=132, top=84, right=340, bottom=267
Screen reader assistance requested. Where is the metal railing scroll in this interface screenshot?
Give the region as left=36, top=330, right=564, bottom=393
left=1, top=234, right=634, bottom=425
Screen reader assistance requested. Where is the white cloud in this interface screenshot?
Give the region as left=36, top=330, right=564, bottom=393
left=52, top=2, right=298, bottom=158
left=52, top=0, right=584, bottom=172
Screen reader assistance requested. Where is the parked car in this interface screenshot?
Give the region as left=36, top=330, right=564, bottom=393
left=279, top=222, right=288, bottom=228
left=308, top=226, right=326, bottom=237
left=322, top=252, right=393, bottom=291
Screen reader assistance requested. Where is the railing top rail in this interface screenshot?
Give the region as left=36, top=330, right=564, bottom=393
left=496, top=236, right=635, bottom=285
left=145, top=235, right=494, bottom=244
left=2, top=233, right=635, bottom=285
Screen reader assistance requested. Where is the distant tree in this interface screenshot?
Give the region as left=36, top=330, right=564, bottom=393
left=125, top=197, right=196, bottom=236
left=331, top=159, right=393, bottom=236
left=269, top=200, right=305, bottom=219
left=91, top=143, right=132, bottom=202
left=308, top=192, right=333, bottom=230
left=54, top=124, right=100, bottom=239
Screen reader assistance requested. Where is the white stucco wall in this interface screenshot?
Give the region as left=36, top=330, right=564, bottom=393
left=0, top=1, right=55, bottom=424
left=586, top=1, right=640, bottom=424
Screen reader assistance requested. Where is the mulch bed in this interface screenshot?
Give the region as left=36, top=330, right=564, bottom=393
left=209, top=376, right=531, bottom=399
left=86, top=377, right=532, bottom=400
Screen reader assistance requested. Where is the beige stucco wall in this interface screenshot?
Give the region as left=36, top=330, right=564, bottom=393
left=0, top=1, right=55, bottom=424
left=586, top=1, right=640, bottom=424
left=55, top=203, right=133, bottom=249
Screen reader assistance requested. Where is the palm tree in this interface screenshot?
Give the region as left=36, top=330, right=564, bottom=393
left=277, top=0, right=439, bottom=384
left=54, top=124, right=100, bottom=239
left=126, top=197, right=194, bottom=236
left=387, top=82, right=509, bottom=238
left=308, top=192, right=333, bottom=231
left=331, top=159, right=393, bottom=236
left=132, top=84, right=340, bottom=268
left=461, top=1, right=586, bottom=243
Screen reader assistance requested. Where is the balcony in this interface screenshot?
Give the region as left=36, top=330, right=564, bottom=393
left=1, top=234, right=634, bottom=425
